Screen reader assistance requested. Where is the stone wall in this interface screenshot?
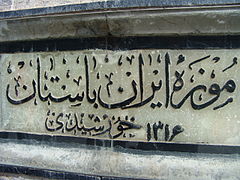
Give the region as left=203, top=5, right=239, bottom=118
left=0, top=1, right=240, bottom=179
left=0, top=0, right=103, bottom=11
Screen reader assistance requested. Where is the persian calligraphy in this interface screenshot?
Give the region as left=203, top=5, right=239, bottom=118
left=0, top=49, right=240, bottom=145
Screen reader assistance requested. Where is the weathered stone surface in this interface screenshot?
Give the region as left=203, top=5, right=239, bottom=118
left=0, top=0, right=11, bottom=11
left=13, top=0, right=102, bottom=10
left=0, top=173, right=40, bottom=180
left=1, top=49, right=240, bottom=145
left=1, top=7, right=240, bottom=42
left=0, top=138, right=239, bottom=179
left=0, top=0, right=103, bottom=11
left=1, top=0, right=240, bottom=13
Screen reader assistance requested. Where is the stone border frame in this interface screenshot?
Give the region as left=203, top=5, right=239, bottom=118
left=1, top=35, right=240, bottom=53
left=0, top=35, right=240, bottom=154
left=0, top=131, right=239, bottom=154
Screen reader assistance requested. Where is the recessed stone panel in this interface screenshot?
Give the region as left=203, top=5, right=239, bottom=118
left=0, top=49, right=239, bottom=145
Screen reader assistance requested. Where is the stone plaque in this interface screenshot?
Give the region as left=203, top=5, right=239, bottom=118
left=0, top=49, right=239, bottom=145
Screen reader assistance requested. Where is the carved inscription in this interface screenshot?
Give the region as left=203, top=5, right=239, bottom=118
left=1, top=50, right=240, bottom=144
